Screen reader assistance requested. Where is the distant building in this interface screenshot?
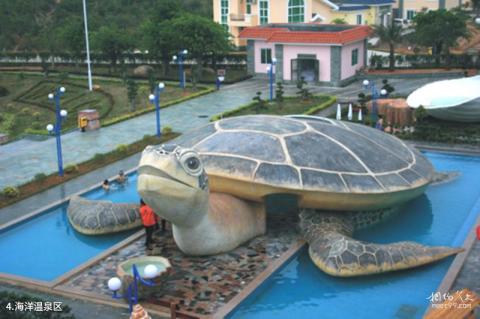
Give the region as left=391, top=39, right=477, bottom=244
left=213, top=0, right=393, bottom=46
left=393, top=0, right=464, bottom=21
left=239, top=23, right=370, bottom=86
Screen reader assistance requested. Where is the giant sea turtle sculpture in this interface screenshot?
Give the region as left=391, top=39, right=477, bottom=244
left=137, top=115, right=462, bottom=277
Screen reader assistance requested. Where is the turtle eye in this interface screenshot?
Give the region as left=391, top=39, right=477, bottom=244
left=179, top=151, right=203, bottom=176
left=186, top=157, right=200, bottom=170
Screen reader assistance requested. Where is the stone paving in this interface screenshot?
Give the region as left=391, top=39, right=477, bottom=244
left=0, top=75, right=461, bottom=189
left=60, top=213, right=301, bottom=317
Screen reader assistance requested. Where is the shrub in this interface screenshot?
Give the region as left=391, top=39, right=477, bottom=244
left=2, top=186, right=20, bottom=198
left=20, top=107, right=31, bottom=116
left=32, top=122, right=42, bottom=130
left=162, top=126, right=172, bottom=134
left=64, top=164, right=79, bottom=174
left=0, top=114, right=4, bottom=123
left=275, top=82, right=284, bottom=102
left=93, top=153, right=106, bottom=162
left=252, top=91, right=265, bottom=113
left=33, top=173, right=47, bottom=182
left=0, top=86, right=9, bottom=97
left=296, top=76, right=312, bottom=100
left=116, top=144, right=129, bottom=153
left=33, top=112, right=42, bottom=120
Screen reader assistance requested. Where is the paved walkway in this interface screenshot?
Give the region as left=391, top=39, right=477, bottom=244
left=0, top=75, right=460, bottom=189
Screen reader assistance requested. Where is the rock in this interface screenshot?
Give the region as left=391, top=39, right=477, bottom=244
left=133, top=65, right=154, bottom=77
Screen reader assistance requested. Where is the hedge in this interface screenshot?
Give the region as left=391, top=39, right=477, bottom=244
left=210, top=95, right=337, bottom=121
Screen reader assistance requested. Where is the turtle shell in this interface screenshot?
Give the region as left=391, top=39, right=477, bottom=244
left=172, top=115, right=434, bottom=210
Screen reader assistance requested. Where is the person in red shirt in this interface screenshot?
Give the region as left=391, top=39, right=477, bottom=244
left=139, top=199, right=158, bottom=249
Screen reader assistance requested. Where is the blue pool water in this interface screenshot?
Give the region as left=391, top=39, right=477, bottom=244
left=0, top=177, right=140, bottom=282
left=229, top=152, right=480, bottom=319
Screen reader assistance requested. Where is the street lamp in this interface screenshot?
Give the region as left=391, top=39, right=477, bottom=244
left=108, top=264, right=159, bottom=312
left=173, top=49, right=188, bottom=89
left=266, top=57, right=277, bottom=101
left=362, top=79, right=387, bottom=125
left=46, top=86, right=67, bottom=177
left=149, top=82, right=165, bottom=137
left=475, top=17, right=480, bottom=25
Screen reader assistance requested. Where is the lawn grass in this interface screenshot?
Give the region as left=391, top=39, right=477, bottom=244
left=0, top=72, right=211, bottom=139
left=211, top=95, right=336, bottom=121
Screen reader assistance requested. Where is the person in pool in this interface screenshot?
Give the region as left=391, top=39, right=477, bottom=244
left=102, top=179, right=110, bottom=191
left=117, top=170, right=128, bottom=185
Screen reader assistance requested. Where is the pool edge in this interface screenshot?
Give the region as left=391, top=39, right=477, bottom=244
left=424, top=201, right=480, bottom=316
left=214, top=239, right=306, bottom=319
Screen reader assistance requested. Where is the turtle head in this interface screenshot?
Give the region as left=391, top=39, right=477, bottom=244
left=137, top=144, right=209, bottom=227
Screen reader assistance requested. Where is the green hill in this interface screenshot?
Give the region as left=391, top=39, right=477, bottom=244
left=0, top=0, right=213, bottom=52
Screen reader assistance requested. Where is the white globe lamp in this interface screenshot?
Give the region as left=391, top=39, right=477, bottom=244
left=108, top=277, right=122, bottom=292
left=143, top=264, right=159, bottom=279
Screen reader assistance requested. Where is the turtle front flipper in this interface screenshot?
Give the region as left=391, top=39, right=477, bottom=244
left=431, top=171, right=461, bottom=185
left=300, top=209, right=463, bottom=277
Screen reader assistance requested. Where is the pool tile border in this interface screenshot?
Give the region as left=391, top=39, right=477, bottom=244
left=213, top=239, right=306, bottom=319
left=425, top=210, right=480, bottom=316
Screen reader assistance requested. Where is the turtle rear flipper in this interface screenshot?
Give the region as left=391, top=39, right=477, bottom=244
left=300, top=209, right=463, bottom=277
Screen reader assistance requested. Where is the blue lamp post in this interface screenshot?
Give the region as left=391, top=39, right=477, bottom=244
left=362, top=79, right=387, bottom=125
left=266, top=57, right=277, bottom=101
left=108, top=264, right=159, bottom=312
left=148, top=82, right=165, bottom=137
left=46, top=87, right=67, bottom=177
left=173, top=49, right=188, bottom=89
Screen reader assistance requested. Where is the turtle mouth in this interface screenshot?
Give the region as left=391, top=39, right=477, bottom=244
left=138, top=165, right=193, bottom=189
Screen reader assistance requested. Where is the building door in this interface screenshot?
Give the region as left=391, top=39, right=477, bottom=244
left=292, top=56, right=319, bottom=82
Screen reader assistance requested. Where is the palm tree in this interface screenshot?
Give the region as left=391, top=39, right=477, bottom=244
left=373, top=24, right=403, bottom=71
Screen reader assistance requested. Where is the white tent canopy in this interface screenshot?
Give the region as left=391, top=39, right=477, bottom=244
left=407, top=75, right=480, bottom=110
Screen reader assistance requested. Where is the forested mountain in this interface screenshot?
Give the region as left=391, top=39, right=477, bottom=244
left=0, top=0, right=213, bottom=51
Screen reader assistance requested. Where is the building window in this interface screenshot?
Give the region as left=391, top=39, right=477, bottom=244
left=261, top=48, right=272, bottom=64
left=406, top=10, right=416, bottom=20
left=259, top=0, right=269, bottom=24
left=246, top=0, right=252, bottom=14
left=356, top=14, right=362, bottom=25
left=351, top=49, right=358, bottom=66
left=221, top=0, right=229, bottom=30
left=288, top=0, right=304, bottom=23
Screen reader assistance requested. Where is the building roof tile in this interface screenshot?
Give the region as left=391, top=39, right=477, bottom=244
left=239, top=24, right=371, bottom=45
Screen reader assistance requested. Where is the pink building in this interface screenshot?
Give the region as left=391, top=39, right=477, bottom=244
left=239, top=24, right=370, bottom=87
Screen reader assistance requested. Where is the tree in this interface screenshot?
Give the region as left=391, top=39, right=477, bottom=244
left=373, top=24, right=403, bottom=71
left=57, top=18, right=85, bottom=68
left=126, top=78, right=138, bottom=111
left=331, top=18, right=347, bottom=24
left=92, top=25, right=134, bottom=73
left=296, top=76, right=312, bottom=100
left=413, top=9, right=469, bottom=65
left=140, top=1, right=181, bottom=76
left=168, top=14, right=231, bottom=76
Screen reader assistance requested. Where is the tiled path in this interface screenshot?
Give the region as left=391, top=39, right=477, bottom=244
left=60, top=213, right=301, bottom=317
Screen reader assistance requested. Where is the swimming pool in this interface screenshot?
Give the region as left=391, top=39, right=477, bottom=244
left=229, top=152, right=480, bottom=319
left=0, top=175, right=140, bottom=282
